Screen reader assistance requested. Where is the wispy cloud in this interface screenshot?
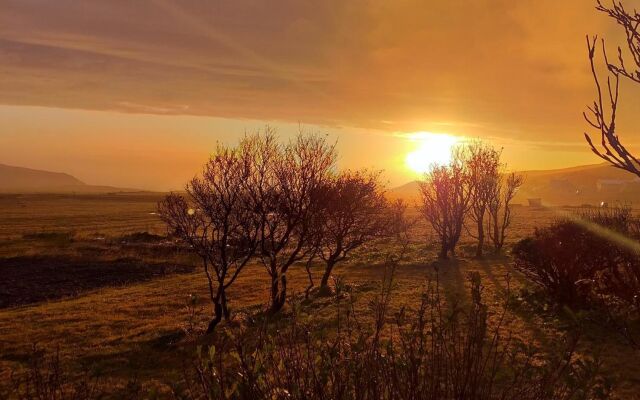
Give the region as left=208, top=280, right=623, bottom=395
left=0, top=0, right=635, bottom=143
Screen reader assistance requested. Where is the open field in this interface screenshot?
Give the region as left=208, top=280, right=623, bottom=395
left=0, top=193, right=167, bottom=242
left=1, top=194, right=639, bottom=398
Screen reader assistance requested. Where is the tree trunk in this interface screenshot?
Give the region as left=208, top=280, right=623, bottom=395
left=439, top=242, right=449, bottom=259
left=492, top=213, right=500, bottom=252
left=221, top=291, right=230, bottom=319
left=320, top=260, right=336, bottom=289
left=206, top=301, right=223, bottom=334
left=270, top=274, right=287, bottom=314
left=476, top=217, right=484, bottom=258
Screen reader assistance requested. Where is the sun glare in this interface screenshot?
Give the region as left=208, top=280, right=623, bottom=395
left=405, top=132, right=460, bottom=174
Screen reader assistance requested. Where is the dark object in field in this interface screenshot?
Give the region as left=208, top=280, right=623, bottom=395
left=119, top=231, right=165, bottom=243
left=22, top=231, right=74, bottom=243
left=0, top=256, right=195, bottom=308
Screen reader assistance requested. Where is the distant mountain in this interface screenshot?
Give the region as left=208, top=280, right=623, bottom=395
left=517, top=163, right=640, bottom=206
left=388, top=163, right=640, bottom=206
left=0, top=164, right=141, bottom=193
left=387, top=180, right=421, bottom=202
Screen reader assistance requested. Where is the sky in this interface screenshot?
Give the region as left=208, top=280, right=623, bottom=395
left=1, top=0, right=640, bottom=190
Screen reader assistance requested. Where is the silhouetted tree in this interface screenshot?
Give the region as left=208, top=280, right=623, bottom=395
left=487, top=172, right=523, bottom=253
left=314, top=170, right=389, bottom=292
left=466, top=142, right=502, bottom=257
left=388, top=198, right=415, bottom=243
left=247, top=130, right=336, bottom=313
left=584, top=1, right=640, bottom=176
left=419, top=148, right=471, bottom=259
left=158, top=139, right=260, bottom=334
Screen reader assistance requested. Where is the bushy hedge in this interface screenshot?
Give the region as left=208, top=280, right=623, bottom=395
left=513, top=207, right=640, bottom=310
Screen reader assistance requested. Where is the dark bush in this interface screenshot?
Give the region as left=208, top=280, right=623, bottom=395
left=119, top=231, right=165, bottom=244
left=513, top=207, right=640, bottom=309
left=22, top=231, right=75, bottom=243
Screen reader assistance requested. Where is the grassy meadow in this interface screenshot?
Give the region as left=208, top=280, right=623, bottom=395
left=1, top=193, right=639, bottom=398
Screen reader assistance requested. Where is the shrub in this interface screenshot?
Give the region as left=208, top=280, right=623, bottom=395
left=3, top=275, right=612, bottom=399
left=513, top=207, right=640, bottom=309
left=177, top=273, right=611, bottom=400
left=2, top=345, right=101, bottom=400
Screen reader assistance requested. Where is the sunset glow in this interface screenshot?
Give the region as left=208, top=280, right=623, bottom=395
left=405, top=132, right=461, bottom=174
left=0, top=1, right=625, bottom=189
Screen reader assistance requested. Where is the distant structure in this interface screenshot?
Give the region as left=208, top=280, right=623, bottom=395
left=528, top=198, right=542, bottom=207
left=596, top=178, right=640, bottom=193
left=597, top=179, right=626, bottom=193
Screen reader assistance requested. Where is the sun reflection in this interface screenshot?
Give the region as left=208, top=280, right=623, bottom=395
left=404, top=132, right=461, bottom=174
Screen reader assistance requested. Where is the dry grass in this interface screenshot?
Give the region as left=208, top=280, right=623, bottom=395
left=0, top=193, right=166, bottom=242
left=0, top=194, right=639, bottom=398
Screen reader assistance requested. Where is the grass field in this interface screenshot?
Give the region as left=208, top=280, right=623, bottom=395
left=1, top=194, right=639, bottom=398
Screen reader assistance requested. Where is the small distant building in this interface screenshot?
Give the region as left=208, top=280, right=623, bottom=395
left=597, top=177, right=640, bottom=193
left=597, top=179, right=626, bottom=193
left=528, top=198, right=542, bottom=207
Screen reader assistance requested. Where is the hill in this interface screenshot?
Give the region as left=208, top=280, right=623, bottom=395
left=387, top=180, right=421, bottom=202
left=0, top=164, right=141, bottom=193
left=388, top=163, right=640, bottom=206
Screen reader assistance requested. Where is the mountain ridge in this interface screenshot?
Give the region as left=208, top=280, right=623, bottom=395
left=0, top=163, right=142, bottom=193
left=388, top=162, right=640, bottom=206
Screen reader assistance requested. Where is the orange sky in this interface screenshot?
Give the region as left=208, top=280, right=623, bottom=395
left=1, top=0, right=640, bottom=190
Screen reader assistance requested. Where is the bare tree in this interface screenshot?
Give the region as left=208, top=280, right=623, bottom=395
left=487, top=172, right=523, bottom=253
left=466, top=142, right=502, bottom=258
left=388, top=198, right=416, bottom=243
left=314, top=170, right=389, bottom=292
left=158, top=139, right=259, bottom=334
left=419, top=148, right=472, bottom=259
left=584, top=1, right=640, bottom=176
left=248, top=131, right=336, bottom=313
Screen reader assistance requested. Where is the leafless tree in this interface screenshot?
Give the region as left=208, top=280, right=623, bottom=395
left=419, top=148, right=472, bottom=259
left=487, top=172, right=524, bottom=253
left=247, top=131, right=337, bottom=313
left=388, top=198, right=416, bottom=243
left=466, top=142, right=502, bottom=258
left=584, top=1, right=640, bottom=176
left=314, top=170, right=389, bottom=292
left=158, top=139, right=260, bottom=334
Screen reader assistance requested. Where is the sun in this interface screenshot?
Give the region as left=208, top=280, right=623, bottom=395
left=405, top=132, right=460, bottom=174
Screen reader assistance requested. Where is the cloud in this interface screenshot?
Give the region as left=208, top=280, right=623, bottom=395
left=0, top=0, right=636, bottom=143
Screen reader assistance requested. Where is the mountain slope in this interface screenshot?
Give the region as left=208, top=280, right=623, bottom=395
left=0, top=164, right=86, bottom=192
left=0, top=164, right=140, bottom=193
left=388, top=163, right=640, bottom=206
